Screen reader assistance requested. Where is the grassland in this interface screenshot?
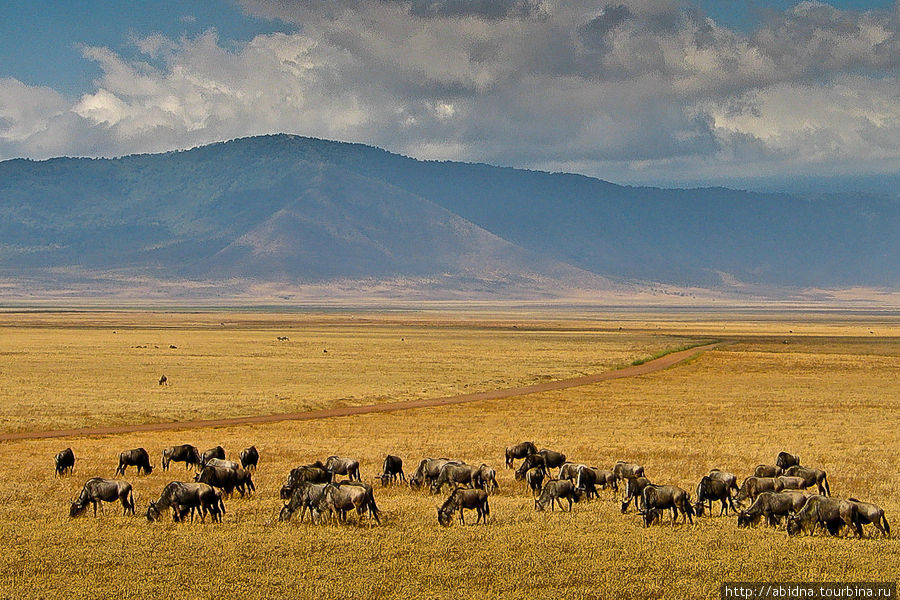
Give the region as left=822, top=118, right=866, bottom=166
left=0, top=311, right=897, bottom=600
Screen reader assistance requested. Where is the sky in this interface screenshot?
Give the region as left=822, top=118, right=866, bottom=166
left=0, top=0, right=897, bottom=190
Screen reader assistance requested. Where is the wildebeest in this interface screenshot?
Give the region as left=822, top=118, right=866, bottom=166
left=196, top=465, right=255, bottom=498
left=535, top=479, right=583, bottom=512
left=613, top=461, right=645, bottom=481
left=640, top=485, right=694, bottom=526
left=55, top=448, right=75, bottom=477
left=787, top=495, right=862, bottom=537
left=115, top=448, right=153, bottom=476
left=734, top=477, right=785, bottom=507
left=324, top=456, right=361, bottom=482
left=240, top=446, right=259, bottom=470
left=847, top=498, right=890, bottom=537
left=409, top=458, right=462, bottom=489
left=737, top=492, right=797, bottom=528
left=575, top=466, right=599, bottom=499
left=515, top=450, right=566, bottom=481
left=477, top=464, right=499, bottom=493
left=314, top=482, right=380, bottom=525
left=783, top=465, right=830, bottom=496
left=280, top=482, right=327, bottom=523
left=753, top=464, right=783, bottom=478
left=158, top=374, right=168, bottom=386
left=147, top=481, right=224, bottom=523
left=70, top=478, right=134, bottom=517
left=525, top=467, right=545, bottom=496
left=708, top=469, right=739, bottom=493
left=776, top=451, right=801, bottom=471
left=694, top=475, right=736, bottom=517
left=505, top=441, right=537, bottom=469
left=279, top=482, right=329, bottom=522
left=161, top=444, right=201, bottom=471
left=620, top=476, right=652, bottom=513
left=280, top=464, right=333, bottom=499
left=591, top=468, right=619, bottom=493
left=201, top=446, right=226, bottom=468
left=431, top=463, right=483, bottom=494
left=379, top=455, right=405, bottom=487
left=438, top=488, right=490, bottom=525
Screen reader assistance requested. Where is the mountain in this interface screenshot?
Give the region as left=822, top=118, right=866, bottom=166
left=0, top=134, right=896, bottom=304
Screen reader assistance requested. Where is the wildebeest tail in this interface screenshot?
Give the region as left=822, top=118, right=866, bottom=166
left=484, top=496, right=490, bottom=517
left=367, top=489, right=380, bottom=524
left=882, top=514, right=890, bottom=537
left=822, top=474, right=831, bottom=496
left=127, top=488, right=135, bottom=514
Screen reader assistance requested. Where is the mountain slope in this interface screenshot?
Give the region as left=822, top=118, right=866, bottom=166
left=0, top=134, right=896, bottom=302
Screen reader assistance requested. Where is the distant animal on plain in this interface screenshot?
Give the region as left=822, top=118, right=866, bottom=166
left=158, top=374, right=168, bottom=386
left=438, top=488, right=489, bottom=526
left=379, top=455, right=405, bottom=486
left=240, top=446, right=259, bottom=470
left=115, top=448, right=153, bottom=476
left=505, top=442, right=537, bottom=469
left=55, top=448, right=75, bottom=477
left=70, top=478, right=134, bottom=517
left=161, top=444, right=202, bottom=471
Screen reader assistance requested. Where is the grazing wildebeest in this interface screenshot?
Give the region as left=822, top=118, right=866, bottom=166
left=281, top=464, right=333, bottom=499
left=438, top=488, right=489, bottom=525
left=379, top=455, right=405, bottom=487
left=158, top=374, right=168, bottom=386
left=314, top=482, right=380, bottom=525
left=161, top=445, right=201, bottom=471
left=505, top=442, right=537, bottom=469
left=847, top=498, right=890, bottom=537
left=477, top=464, right=499, bottom=493
left=516, top=450, right=566, bottom=481
left=694, top=475, right=736, bottom=517
left=620, top=476, right=652, bottom=513
left=70, top=478, right=134, bottom=517
left=613, top=461, right=645, bottom=481
left=754, top=464, right=783, bottom=478
left=147, top=481, right=224, bottom=523
left=525, top=467, right=545, bottom=496
left=787, top=496, right=862, bottom=537
left=55, top=448, right=75, bottom=476
left=776, top=451, right=801, bottom=471
left=535, top=479, right=583, bottom=512
left=409, top=458, right=462, bottom=489
left=431, top=463, right=483, bottom=494
left=201, top=446, right=226, bottom=468
left=640, top=485, right=694, bottom=526
left=734, top=477, right=785, bottom=507
left=737, top=492, right=796, bottom=528
left=708, top=469, right=739, bottom=493
left=783, top=465, right=831, bottom=496
left=115, top=448, right=153, bottom=476
left=589, top=468, right=618, bottom=492
left=240, top=446, right=259, bottom=470
left=776, top=476, right=810, bottom=491
left=279, top=482, right=329, bottom=523
left=575, top=466, right=599, bottom=499
left=196, top=465, right=254, bottom=498
left=324, top=456, right=361, bottom=482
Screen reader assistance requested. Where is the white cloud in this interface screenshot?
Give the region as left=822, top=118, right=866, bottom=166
left=0, top=1, right=897, bottom=185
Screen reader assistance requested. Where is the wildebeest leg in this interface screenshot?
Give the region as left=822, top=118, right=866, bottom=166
left=459, top=509, right=465, bottom=525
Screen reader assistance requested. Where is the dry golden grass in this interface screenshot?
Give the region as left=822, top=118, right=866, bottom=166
left=0, top=312, right=897, bottom=599
left=0, top=311, right=690, bottom=433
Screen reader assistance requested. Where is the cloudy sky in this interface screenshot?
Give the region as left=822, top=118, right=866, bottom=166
left=1, top=0, right=897, bottom=189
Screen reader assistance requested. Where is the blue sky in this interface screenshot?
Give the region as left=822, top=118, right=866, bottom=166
left=0, top=1, right=897, bottom=190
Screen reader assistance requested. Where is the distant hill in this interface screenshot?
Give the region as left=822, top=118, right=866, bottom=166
left=0, top=134, right=896, bottom=303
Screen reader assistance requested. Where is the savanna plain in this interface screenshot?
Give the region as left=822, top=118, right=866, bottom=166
left=0, top=310, right=897, bottom=600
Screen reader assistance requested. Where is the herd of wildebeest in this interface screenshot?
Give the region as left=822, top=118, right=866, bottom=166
left=54, top=443, right=890, bottom=537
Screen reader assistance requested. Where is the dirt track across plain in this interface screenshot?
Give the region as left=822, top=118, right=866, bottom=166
left=2, top=342, right=727, bottom=442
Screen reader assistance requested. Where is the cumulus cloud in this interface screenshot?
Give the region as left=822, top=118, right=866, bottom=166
left=0, top=0, right=897, bottom=185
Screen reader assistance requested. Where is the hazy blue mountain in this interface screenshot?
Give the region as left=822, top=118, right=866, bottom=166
left=0, top=134, right=896, bottom=300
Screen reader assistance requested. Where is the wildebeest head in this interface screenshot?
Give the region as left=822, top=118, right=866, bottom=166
left=737, top=510, right=752, bottom=528
left=146, top=501, right=162, bottom=522
left=640, top=508, right=661, bottom=527
left=437, top=507, right=453, bottom=526
left=693, top=501, right=706, bottom=517
left=786, top=516, right=802, bottom=536
left=69, top=500, right=87, bottom=518
left=379, top=473, right=393, bottom=487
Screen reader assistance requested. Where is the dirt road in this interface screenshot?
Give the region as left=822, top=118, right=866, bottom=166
left=1, top=342, right=726, bottom=442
